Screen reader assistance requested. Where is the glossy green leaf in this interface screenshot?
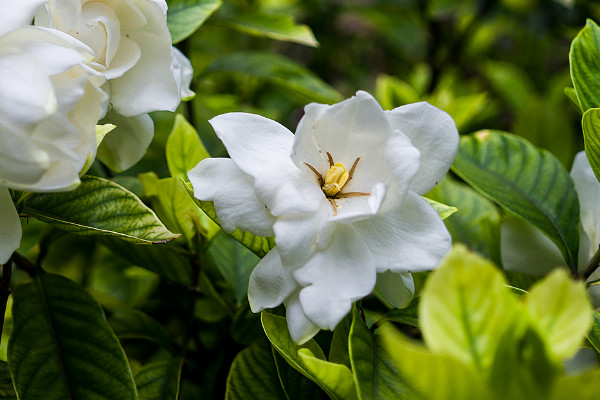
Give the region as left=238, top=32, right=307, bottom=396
left=261, top=312, right=357, bottom=400
left=207, top=231, right=259, bottom=304
left=166, top=114, right=210, bottom=182
left=526, top=269, right=592, bottom=362
left=376, top=325, right=489, bottom=400
left=207, top=51, right=343, bottom=104
left=423, top=197, right=458, bottom=220
left=109, top=308, right=176, bottom=354
left=452, top=130, right=580, bottom=272
left=426, top=177, right=499, bottom=258
left=349, top=307, right=375, bottom=400
left=225, top=338, right=286, bottom=400
left=272, top=350, right=327, bottom=400
left=564, top=87, right=582, bottom=114
left=135, top=357, right=182, bottom=400
left=184, top=184, right=275, bottom=258
left=328, top=313, right=352, bottom=368
left=570, top=19, right=600, bottom=112
left=0, top=362, right=16, bottom=400
left=167, top=0, right=221, bottom=43
left=100, top=238, right=192, bottom=286
left=8, top=273, right=137, bottom=400
left=420, top=245, right=518, bottom=371
left=582, top=108, right=600, bottom=183
left=223, top=14, right=318, bottom=47
left=24, top=176, right=179, bottom=244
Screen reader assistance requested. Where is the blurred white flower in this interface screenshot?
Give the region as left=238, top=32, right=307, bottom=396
left=0, top=2, right=107, bottom=264
left=35, top=0, right=194, bottom=171
left=188, top=91, right=458, bottom=343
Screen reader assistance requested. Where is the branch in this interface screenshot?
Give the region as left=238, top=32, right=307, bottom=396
left=581, top=245, right=600, bottom=281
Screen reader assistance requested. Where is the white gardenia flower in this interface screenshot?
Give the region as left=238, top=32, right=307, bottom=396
left=188, top=91, right=458, bottom=343
left=35, top=0, right=194, bottom=171
left=0, top=1, right=107, bottom=264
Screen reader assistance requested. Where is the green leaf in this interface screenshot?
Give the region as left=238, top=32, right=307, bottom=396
left=348, top=307, right=375, bottom=400
left=8, top=273, right=137, bottom=400
left=135, top=357, right=182, bottom=400
left=426, top=177, right=500, bottom=259
left=570, top=19, right=600, bottom=112
left=564, top=87, right=582, bottom=114
left=167, top=0, right=222, bottom=44
left=375, top=297, right=420, bottom=329
left=420, top=245, right=518, bottom=371
left=582, top=108, right=600, bottom=183
left=328, top=313, right=352, bottom=368
left=207, top=231, right=259, bottom=304
left=207, top=51, right=343, bottom=104
left=272, top=350, right=327, bottom=400
left=165, top=114, right=210, bottom=182
left=261, top=312, right=358, bottom=400
left=109, top=308, right=176, bottom=354
left=0, top=362, right=16, bottom=400
left=452, top=130, right=580, bottom=272
left=225, top=338, right=286, bottom=400
left=376, top=326, right=489, bottom=400
left=423, top=197, right=458, bottom=220
left=184, top=185, right=275, bottom=258
left=551, top=369, right=600, bottom=400
left=100, top=237, right=192, bottom=286
left=526, top=269, right=592, bottom=362
left=586, top=312, right=600, bottom=354
left=223, top=14, right=318, bottom=47
left=24, top=176, right=179, bottom=244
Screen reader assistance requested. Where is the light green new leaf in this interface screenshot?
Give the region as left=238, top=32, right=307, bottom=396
left=207, top=231, right=259, bottom=304
left=135, top=357, right=183, bottom=400
left=225, top=338, right=286, bottom=400
left=184, top=184, right=275, bottom=258
left=376, top=325, right=489, bottom=400
left=420, top=245, right=518, bottom=371
left=582, top=108, right=600, bottom=183
left=166, top=114, right=210, bottom=182
left=207, top=51, right=343, bottom=104
left=423, top=197, right=457, bottom=220
left=167, top=0, right=221, bottom=43
left=551, top=369, right=600, bottom=400
left=261, top=312, right=358, bottom=400
left=452, top=130, right=580, bottom=272
left=24, top=176, right=179, bottom=244
left=569, top=19, right=600, bottom=112
left=8, top=273, right=137, bottom=400
left=349, top=307, right=375, bottom=400
left=526, top=269, right=592, bottom=362
left=223, top=14, right=318, bottom=47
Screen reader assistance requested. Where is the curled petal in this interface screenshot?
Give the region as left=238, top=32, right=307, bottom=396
left=248, top=248, right=296, bottom=312
left=284, top=289, right=320, bottom=344
left=385, top=102, right=458, bottom=195
left=295, top=224, right=376, bottom=330
left=571, top=151, right=600, bottom=261
left=0, top=0, right=49, bottom=35
left=0, top=188, right=21, bottom=264
left=353, top=191, right=451, bottom=273
left=376, top=271, right=414, bottom=309
left=188, top=158, right=275, bottom=237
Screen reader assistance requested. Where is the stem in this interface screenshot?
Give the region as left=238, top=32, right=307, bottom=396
left=0, top=259, right=12, bottom=343
left=11, top=252, right=38, bottom=277
left=581, top=245, right=600, bottom=281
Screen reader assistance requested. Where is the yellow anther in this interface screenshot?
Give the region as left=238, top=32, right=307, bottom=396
left=322, top=163, right=349, bottom=196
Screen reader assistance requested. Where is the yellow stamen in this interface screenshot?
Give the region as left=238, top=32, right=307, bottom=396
left=322, top=163, right=349, bottom=196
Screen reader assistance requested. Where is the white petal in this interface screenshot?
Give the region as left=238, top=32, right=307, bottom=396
left=385, top=102, right=459, bottom=195
left=103, top=0, right=147, bottom=30
left=383, top=130, right=421, bottom=201
left=248, top=248, right=296, bottom=312
left=0, top=121, right=49, bottom=188
left=96, top=111, right=153, bottom=172
left=210, top=112, right=323, bottom=215
left=0, top=188, right=21, bottom=265
left=284, top=289, right=320, bottom=344
left=328, top=182, right=387, bottom=224
left=188, top=158, right=275, bottom=236
left=571, top=151, right=600, bottom=261
left=170, top=46, right=195, bottom=100
left=109, top=0, right=179, bottom=115
left=376, top=271, right=414, bottom=309
left=273, top=198, right=333, bottom=269
left=353, top=191, right=451, bottom=273
left=500, top=217, right=565, bottom=276
left=103, top=36, right=140, bottom=80
left=295, top=224, right=376, bottom=330
left=0, top=0, right=49, bottom=35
